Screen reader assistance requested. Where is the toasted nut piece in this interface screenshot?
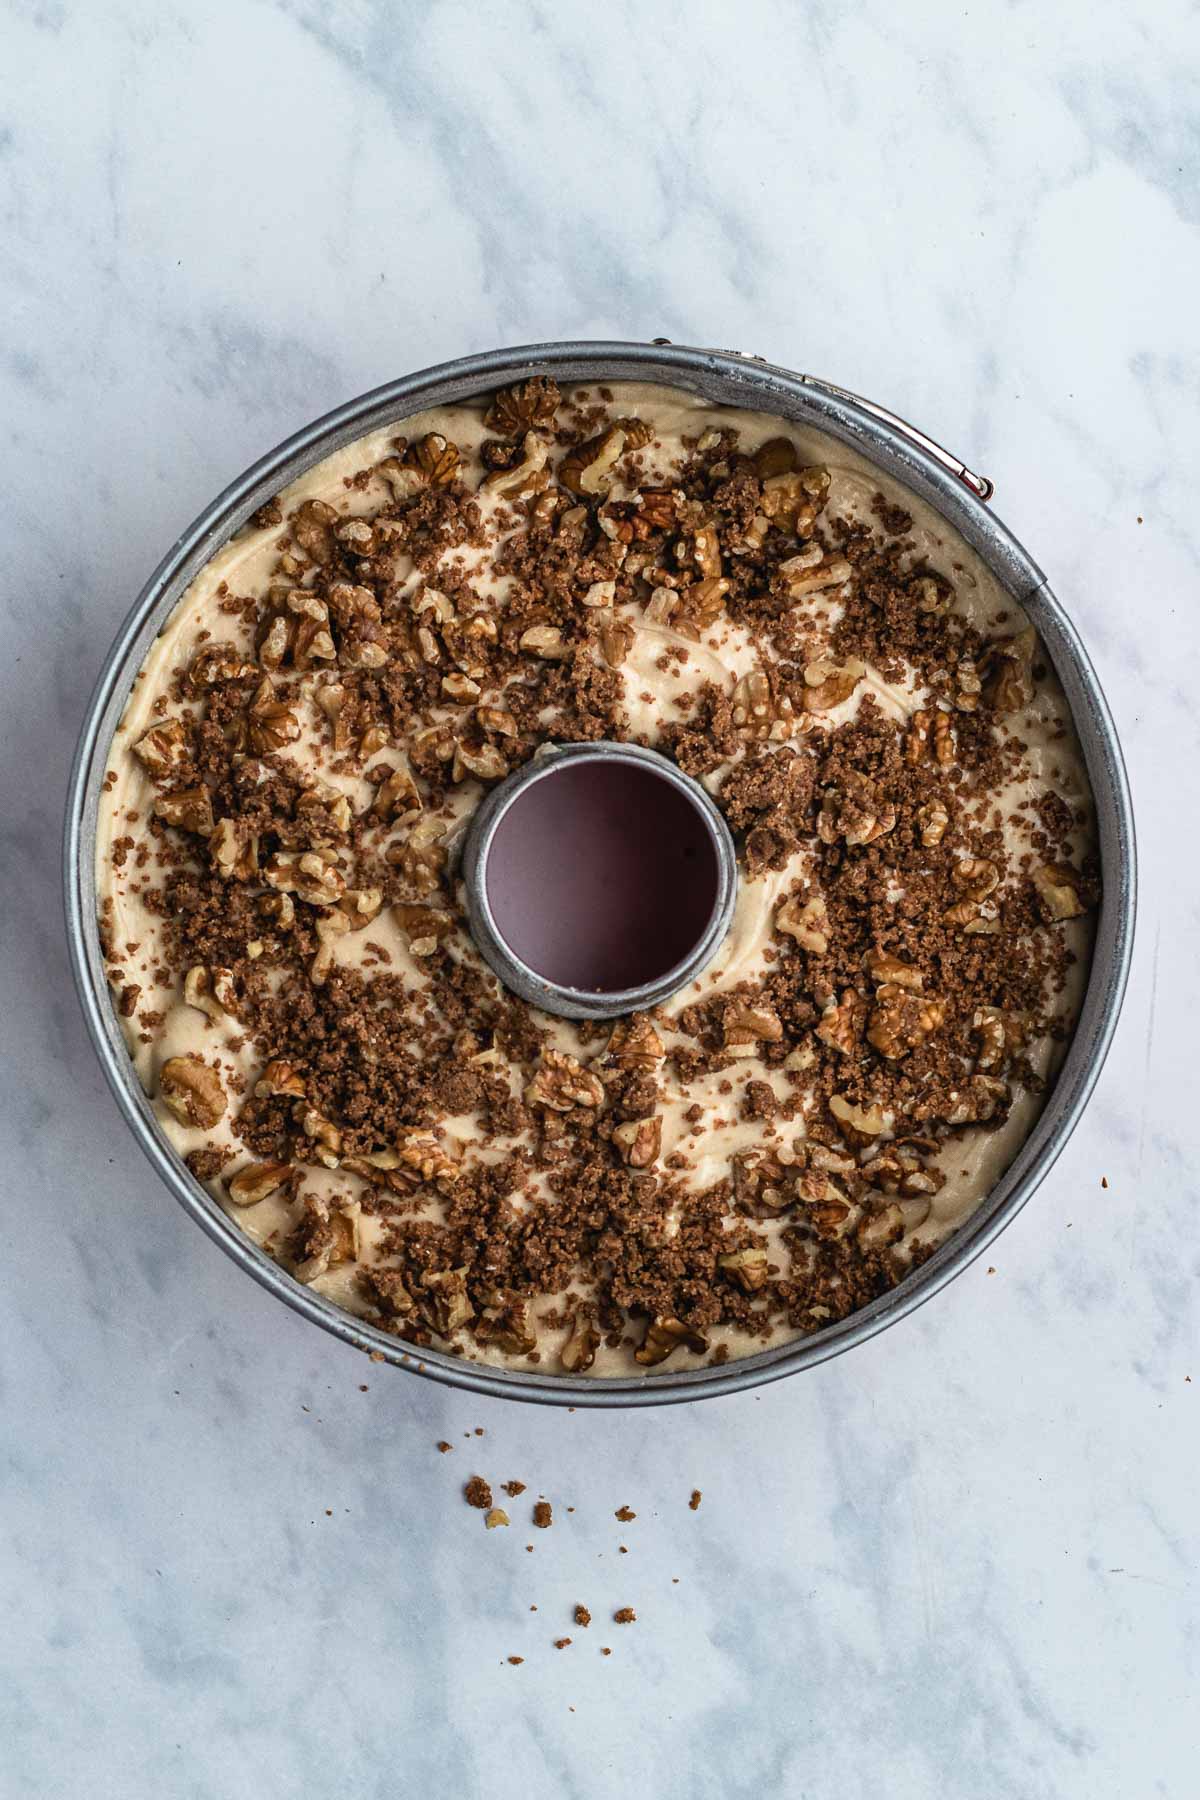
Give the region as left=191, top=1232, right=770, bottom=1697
left=182, top=965, right=237, bottom=1023
left=559, top=425, right=627, bottom=497
left=779, top=552, right=852, bottom=597
left=485, top=376, right=561, bottom=436
left=582, top=579, right=617, bottom=610
left=484, top=429, right=550, bottom=497
left=519, top=623, right=568, bottom=660
left=753, top=436, right=798, bottom=479
left=452, top=740, right=509, bottom=782
left=188, top=644, right=257, bottom=688
left=159, top=1055, right=226, bottom=1129
left=867, top=984, right=946, bottom=1059
left=914, top=574, right=952, bottom=614
left=475, top=1290, right=537, bottom=1357
left=294, top=1196, right=362, bottom=1281
left=260, top=890, right=295, bottom=930
left=717, top=1247, right=770, bottom=1292
left=525, top=1049, right=605, bottom=1112
left=953, top=857, right=1000, bottom=902
left=297, top=1105, right=342, bottom=1166
left=256, top=1059, right=307, bottom=1099
left=917, top=798, right=950, bottom=847
left=731, top=669, right=793, bottom=739
left=801, top=657, right=865, bottom=713
left=290, top=498, right=338, bottom=565
left=612, top=1116, right=662, bottom=1168
left=264, top=849, right=346, bottom=908
left=759, top=465, right=830, bottom=534
left=560, top=1312, right=600, bottom=1374
left=817, top=777, right=896, bottom=848
left=419, top=1267, right=474, bottom=1335
left=828, top=1094, right=887, bottom=1138
left=311, top=909, right=351, bottom=985
left=806, top=1196, right=855, bottom=1240
left=154, top=786, right=214, bottom=835
left=984, top=626, right=1037, bottom=712
left=598, top=617, right=635, bottom=667
left=973, top=1006, right=1007, bottom=1071
left=132, top=719, right=189, bottom=777
left=371, top=763, right=421, bottom=822
left=635, top=1317, right=709, bottom=1366
left=777, top=891, right=829, bottom=953
left=485, top=1508, right=510, bottom=1530
left=865, top=948, right=924, bottom=992
left=816, top=990, right=862, bottom=1056
left=227, top=1161, right=292, bottom=1206
left=392, top=903, right=455, bottom=957
left=605, top=1014, right=664, bottom=1069
left=442, top=672, right=480, bottom=702
left=405, top=431, right=460, bottom=487
left=395, top=1129, right=460, bottom=1193
left=477, top=703, right=519, bottom=738
left=246, top=676, right=301, bottom=753
left=336, top=516, right=375, bottom=556
left=1032, top=863, right=1088, bottom=921
left=635, top=488, right=677, bottom=533
left=724, top=1004, right=783, bottom=1047
left=933, top=1075, right=1011, bottom=1127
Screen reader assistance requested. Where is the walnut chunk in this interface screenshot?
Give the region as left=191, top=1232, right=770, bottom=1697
left=815, top=990, right=862, bottom=1057
left=559, top=426, right=626, bottom=497
left=519, top=623, right=568, bottom=660
left=867, top=984, right=946, bottom=1059
left=984, top=627, right=1037, bottom=712
left=154, top=786, right=214, bottom=836
left=717, top=1247, right=770, bottom=1292
left=800, top=657, right=865, bottom=713
left=777, top=891, right=829, bottom=953
left=132, top=719, right=189, bottom=778
left=635, top=1317, right=709, bottom=1366
left=485, top=376, right=561, bottom=436
left=227, top=1161, right=292, bottom=1206
left=612, top=1115, right=662, bottom=1168
left=159, top=1055, right=226, bottom=1130
left=605, top=1014, right=664, bottom=1069
left=759, top=465, right=830, bottom=534
left=865, top=948, right=924, bottom=992
left=561, top=1312, right=600, bottom=1374
left=525, top=1050, right=605, bottom=1113
left=1033, top=863, right=1088, bottom=921
left=256, top=1058, right=306, bottom=1100
left=484, top=431, right=549, bottom=498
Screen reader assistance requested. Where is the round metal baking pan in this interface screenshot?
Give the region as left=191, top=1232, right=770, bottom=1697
left=63, top=341, right=1137, bottom=1407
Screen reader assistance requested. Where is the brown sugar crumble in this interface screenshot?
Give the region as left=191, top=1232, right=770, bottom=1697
left=689, top=1489, right=702, bottom=1511
left=614, top=1506, right=636, bottom=1522
left=101, top=375, right=1100, bottom=1380
left=574, top=1604, right=591, bottom=1628
left=532, top=1501, right=553, bottom=1529
left=464, top=1476, right=493, bottom=1510
left=614, top=1608, right=637, bottom=1625
left=436, top=1441, right=453, bottom=1453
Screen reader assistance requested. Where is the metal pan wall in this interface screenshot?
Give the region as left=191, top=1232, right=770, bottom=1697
left=62, top=342, right=1137, bottom=1406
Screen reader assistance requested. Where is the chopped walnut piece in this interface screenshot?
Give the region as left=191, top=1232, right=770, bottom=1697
left=452, top=740, right=509, bottom=783
left=724, top=1004, right=783, bottom=1048
left=828, top=1094, right=887, bottom=1139
left=777, top=891, right=829, bottom=953
left=159, top=1055, right=226, bottom=1129
left=256, top=1059, right=306, bottom=1100
left=731, top=670, right=793, bottom=740
left=525, top=1049, right=605, bottom=1112
left=612, top=1116, right=662, bottom=1168
left=132, top=719, right=188, bottom=777
left=717, top=1247, right=770, bottom=1292
left=635, top=1317, right=709, bottom=1366
left=856, top=1202, right=905, bottom=1251
left=227, top=1161, right=292, bottom=1206
left=405, top=432, right=460, bottom=487
left=984, top=627, right=1037, bottom=712
left=290, top=498, right=338, bottom=565
left=559, top=425, right=627, bottom=497
left=485, top=376, right=561, bottom=436
left=485, top=1508, right=510, bottom=1530
left=815, top=990, right=862, bottom=1057
left=865, top=948, right=924, bottom=992
left=597, top=617, right=635, bottom=667
left=758, top=465, right=830, bottom=534
left=561, top=1312, right=600, bottom=1374
left=1032, top=863, right=1088, bottom=921
left=371, top=763, right=421, bottom=822
left=484, top=430, right=549, bottom=498
left=154, top=786, right=214, bottom=835
left=519, top=623, right=568, bottom=660
left=208, top=816, right=258, bottom=882
left=867, top=984, right=946, bottom=1059
left=182, top=965, right=238, bottom=1022
left=753, top=436, right=797, bottom=479
left=188, top=644, right=257, bottom=688
left=800, top=657, right=865, bottom=713
left=419, top=1267, right=474, bottom=1335
left=392, top=903, right=455, bottom=957
left=917, top=797, right=950, bottom=847
left=972, top=1006, right=1007, bottom=1071
left=246, top=676, right=300, bottom=754
left=817, top=776, right=895, bottom=847
left=293, top=1195, right=362, bottom=1281
left=605, top=1014, right=664, bottom=1068
left=264, top=849, right=346, bottom=908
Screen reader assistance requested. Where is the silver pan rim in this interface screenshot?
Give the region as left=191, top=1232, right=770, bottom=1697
left=62, top=340, right=1137, bottom=1407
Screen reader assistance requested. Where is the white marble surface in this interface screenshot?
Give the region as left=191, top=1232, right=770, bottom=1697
left=3, top=2, right=1197, bottom=1794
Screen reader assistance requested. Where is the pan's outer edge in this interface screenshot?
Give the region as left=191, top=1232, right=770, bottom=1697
left=62, top=340, right=1137, bottom=1407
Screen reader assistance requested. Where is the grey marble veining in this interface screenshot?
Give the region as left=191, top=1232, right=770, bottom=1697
left=2, top=2, right=1197, bottom=1795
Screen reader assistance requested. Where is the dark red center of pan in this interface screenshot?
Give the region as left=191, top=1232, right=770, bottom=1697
left=484, top=761, right=720, bottom=992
